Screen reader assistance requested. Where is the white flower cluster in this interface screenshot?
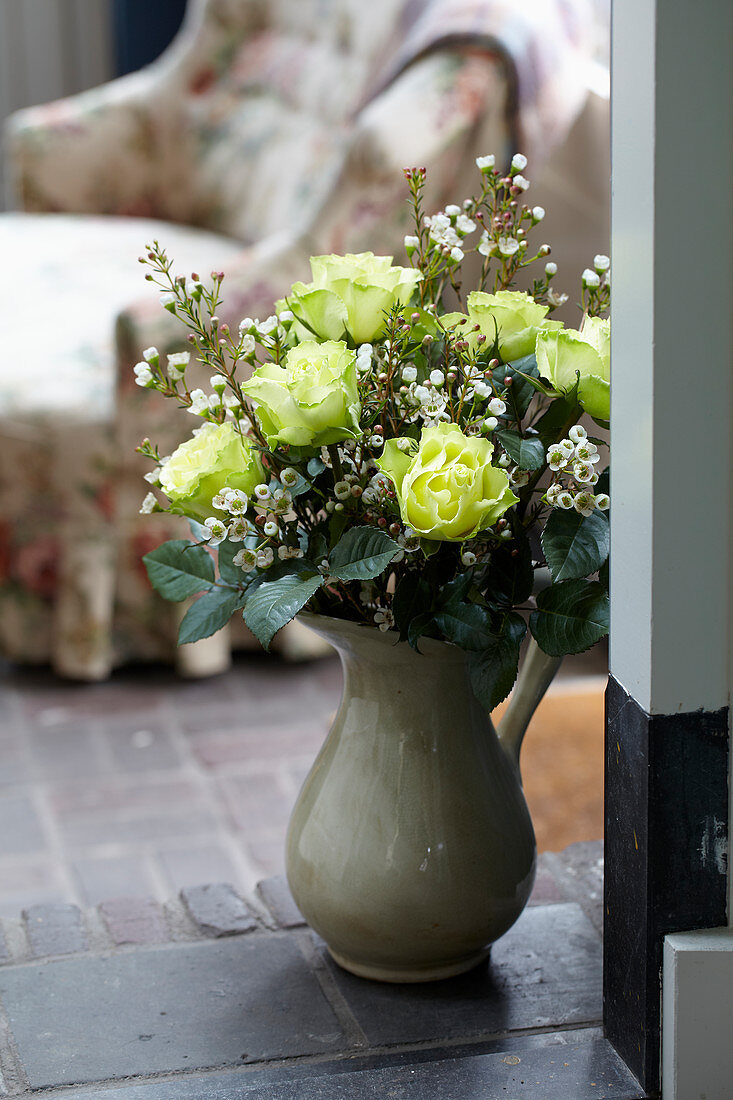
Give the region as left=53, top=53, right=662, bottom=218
left=201, top=476, right=302, bottom=569
left=423, top=206, right=476, bottom=264
left=356, top=343, right=373, bottom=374
left=544, top=425, right=609, bottom=515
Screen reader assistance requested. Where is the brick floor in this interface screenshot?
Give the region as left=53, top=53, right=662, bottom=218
left=0, top=641, right=607, bottom=917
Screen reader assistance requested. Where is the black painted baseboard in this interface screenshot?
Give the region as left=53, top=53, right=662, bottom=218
left=604, top=676, right=729, bottom=1095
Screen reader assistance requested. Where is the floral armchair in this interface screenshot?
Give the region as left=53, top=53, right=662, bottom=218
left=0, top=0, right=597, bottom=678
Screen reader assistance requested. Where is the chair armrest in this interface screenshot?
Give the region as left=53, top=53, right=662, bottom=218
left=4, top=71, right=170, bottom=215
left=300, top=49, right=510, bottom=256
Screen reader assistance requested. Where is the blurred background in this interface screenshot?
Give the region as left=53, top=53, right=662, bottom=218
left=0, top=0, right=609, bottom=917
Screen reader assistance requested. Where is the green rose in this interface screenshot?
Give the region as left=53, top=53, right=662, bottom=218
left=159, top=421, right=265, bottom=522
left=377, top=423, right=519, bottom=542
left=241, top=340, right=360, bottom=448
left=280, top=252, right=422, bottom=345
left=445, top=290, right=563, bottom=362
left=535, top=316, right=610, bottom=421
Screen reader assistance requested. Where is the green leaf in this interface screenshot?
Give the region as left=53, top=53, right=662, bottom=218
left=534, top=393, right=581, bottom=449
left=529, top=579, right=609, bottom=656
left=435, top=602, right=496, bottom=651
left=468, top=612, right=527, bottom=711
left=143, top=540, right=215, bottom=601
left=407, top=612, right=436, bottom=650
left=436, top=570, right=474, bottom=609
left=328, top=509, right=349, bottom=549
left=497, top=356, right=539, bottom=420
left=329, top=526, right=400, bottom=582
left=243, top=571, right=324, bottom=649
left=393, top=573, right=433, bottom=641
left=595, top=466, right=609, bottom=496
left=598, top=557, right=609, bottom=591
left=178, top=586, right=246, bottom=645
left=496, top=429, right=545, bottom=471
left=485, top=537, right=534, bottom=606
left=307, top=457, right=326, bottom=478
left=541, top=510, right=610, bottom=582
left=420, top=538, right=441, bottom=558
left=216, top=539, right=248, bottom=586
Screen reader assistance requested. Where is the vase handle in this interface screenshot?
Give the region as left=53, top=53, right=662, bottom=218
left=497, top=637, right=561, bottom=768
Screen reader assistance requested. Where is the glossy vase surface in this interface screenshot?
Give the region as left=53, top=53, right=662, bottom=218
left=285, top=613, right=538, bottom=983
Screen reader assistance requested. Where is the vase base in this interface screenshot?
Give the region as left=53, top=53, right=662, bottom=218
left=327, top=945, right=492, bottom=983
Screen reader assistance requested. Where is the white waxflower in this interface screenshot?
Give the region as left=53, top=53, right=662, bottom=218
left=573, top=461, right=596, bottom=484
left=477, top=230, right=493, bottom=257
left=488, top=397, right=506, bottom=417
left=357, top=343, right=373, bottom=359
left=240, top=334, right=256, bottom=356
left=472, top=380, right=492, bottom=399
left=272, top=488, right=293, bottom=511
left=445, top=204, right=462, bottom=216
left=212, top=490, right=231, bottom=510
left=532, top=206, right=546, bottom=221
left=483, top=416, right=498, bottom=432
left=256, top=547, right=275, bottom=569
left=278, top=309, right=294, bottom=322
left=547, top=446, right=569, bottom=471
left=511, top=153, right=528, bottom=171
left=456, top=214, right=476, bottom=235
left=233, top=547, right=257, bottom=571
left=263, top=520, right=279, bottom=537
left=594, top=493, right=610, bottom=510
left=159, top=292, right=177, bottom=311
left=545, top=483, right=562, bottom=505
left=143, top=468, right=161, bottom=485
left=373, top=608, right=395, bottom=632
left=582, top=268, right=601, bottom=287
left=430, top=369, right=445, bottom=386
left=556, top=490, right=574, bottom=510
left=209, top=374, right=226, bottom=393
left=402, top=365, right=418, bottom=383
left=499, top=528, right=513, bottom=540
left=450, top=246, right=464, bottom=263
left=573, top=491, right=597, bottom=516
left=594, top=254, right=611, bottom=272
left=134, top=363, right=154, bottom=387
left=142, top=347, right=159, bottom=363
left=186, top=278, right=203, bottom=298
left=575, top=441, right=601, bottom=464
left=369, top=433, right=384, bottom=448
left=224, top=489, right=248, bottom=514
left=559, top=439, right=576, bottom=456
left=188, top=389, right=209, bottom=416
left=201, top=517, right=227, bottom=545
left=280, top=467, right=299, bottom=488
left=498, top=453, right=511, bottom=468
left=545, top=261, right=558, bottom=276
left=510, top=467, right=530, bottom=488
left=404, top=235, right=419, bottom=251
left=568, top=424, right=587, bottom=444
left=461, top=550, right=477, bottom=566
left=139, top=492, right=158, bottom=514
left=513, top=175, right=530, bottom=191
left=167, top=351, right=190, bottom=379
left=547, top=289, right=569, bottom=308
left=498, top=237, right=520, bottom=257
left=258, top=315, right=278, bottom=335
left=208, top=393, right=223, bottom=410
left=254, top=484, right=271, bottom=501
left=476, top=154, right=496, bottom=171
left=228, top=517, right=252, bottom=542
left=334, top=481, right=352, bottom=501
left=238, top=317, right=254, bottom=334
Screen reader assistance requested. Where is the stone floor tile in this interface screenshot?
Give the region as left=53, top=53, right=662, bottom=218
left=0, top=937, right=346, bottom=1088
left=73, top=856, right=158, bottom=908
left=190, top=722, right=325, bottom=770
left=256, top=876, right=305, bottom=929
left=0, top=794, right=47, bottom=856
left=23, top=902, right=87, bottom=957
left=218, top=772, right=294, bottom=833
left=244, top=832, right=288, bottom=878
left=99, top=898, right=168, bottom=946
left=157, top=844, right=241, bottom=894
left=0, top=735, right=32, bottom=788
left=58, top=809, right=219, bottom=849
left=100, top=720, right=182, bottom=775
left=323, top=903, right=602, bottom=1047
left=181, top=884, right=257, bottom=937
left=528, top=860, right=566, bottom=906
left=38, top=1033, right=644, bottom=1100
left=28, top=725, right=109, bottom=779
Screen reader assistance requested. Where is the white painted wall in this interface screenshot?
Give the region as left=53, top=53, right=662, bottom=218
left=610, top=0, right=733, bottom=718
left=0, top=0, right=114, bottom=206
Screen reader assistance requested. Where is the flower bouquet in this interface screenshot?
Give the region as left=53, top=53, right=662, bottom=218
left=137, top=154, right=610, bottom=980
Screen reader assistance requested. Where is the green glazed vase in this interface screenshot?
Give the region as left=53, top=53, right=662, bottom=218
left=286, top=613, right=560, bottom=983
